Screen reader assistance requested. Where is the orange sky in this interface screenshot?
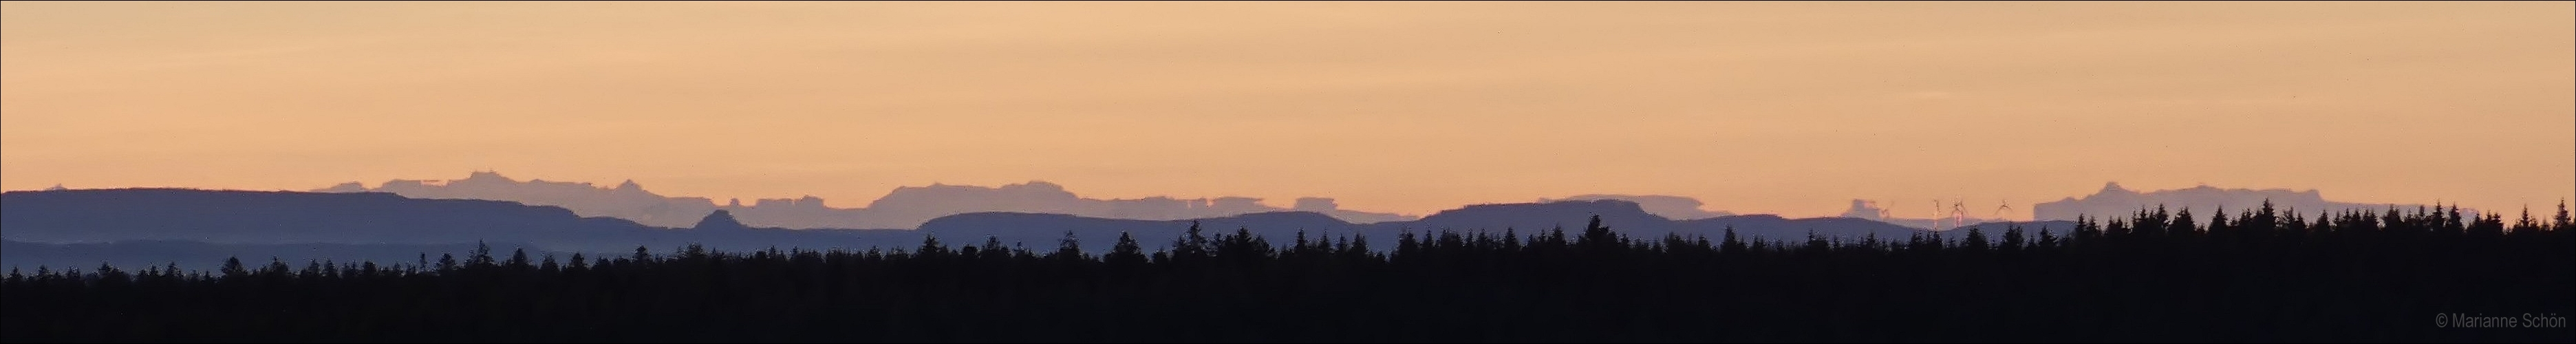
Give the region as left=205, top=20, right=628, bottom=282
left=4, top=1, right=2570, bottom=219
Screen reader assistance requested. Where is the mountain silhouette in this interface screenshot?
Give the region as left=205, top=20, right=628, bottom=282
left=1381, top=199, right=1966, bottom=243
left=0, top=189, right=894, bottom=256
left=1537, top=194, right=1736, bottom=219
left=2032, top=182, right=2452, bottom=221
left=1, top=188, right=2097, bottom=269
left=314, top=171, right=1417, bottom=229
left=908, top=198, right=2015, bottom=253
left=692, top=210, right=752, bottom=230
left=1402, top=200, right=1675, bottom=233
left=1, top=189, right=646, bottom=246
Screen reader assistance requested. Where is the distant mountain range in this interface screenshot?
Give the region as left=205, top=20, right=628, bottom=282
left=1537, top=194, right=1735, bottom=219
left=0, top=189, right=2069, bottom=270
left=2032, top=182, right=2452, bottom=221
left=3, top=189, right=645, bottom=246
left=313, top=171, right=1418, bottom=229
left=41, top=180, right=2425, bottom=270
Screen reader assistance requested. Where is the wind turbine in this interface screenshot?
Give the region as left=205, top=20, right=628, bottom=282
left=1993, top=200, right=2015, bottom=222
left=1949, top=199, right=1968, bottom=228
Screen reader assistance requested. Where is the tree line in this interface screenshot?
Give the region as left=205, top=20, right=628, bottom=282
left=4, top=201, right=2571, bottom=342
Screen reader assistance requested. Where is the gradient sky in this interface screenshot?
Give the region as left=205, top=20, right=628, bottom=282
left=4, top=1, right=2570, bottom=219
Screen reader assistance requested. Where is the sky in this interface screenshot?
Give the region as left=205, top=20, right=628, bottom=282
left=3, top=1, right=2570, bottom=219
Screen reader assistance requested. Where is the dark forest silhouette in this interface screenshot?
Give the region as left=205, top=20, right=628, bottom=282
left=4, top=201, right=2570, bottom=342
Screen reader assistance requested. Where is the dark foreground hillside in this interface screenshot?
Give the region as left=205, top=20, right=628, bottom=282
left=6, top=204, right=2572, bottom=343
